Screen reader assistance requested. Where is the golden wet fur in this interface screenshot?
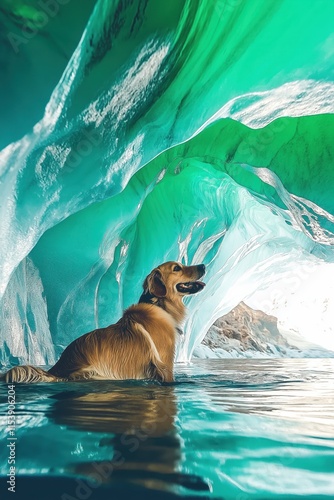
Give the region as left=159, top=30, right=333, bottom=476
left=2, top=261, right=205, bottom=383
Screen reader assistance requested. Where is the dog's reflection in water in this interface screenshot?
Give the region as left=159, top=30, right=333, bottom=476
left=49, top=384, right=208, bottom=494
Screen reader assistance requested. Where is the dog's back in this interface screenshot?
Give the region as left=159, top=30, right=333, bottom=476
left=3, top=303, right=176, bottom=383
left=2, top=261, right=205, bottom=384
left=48, top=303, right=176, bottom=382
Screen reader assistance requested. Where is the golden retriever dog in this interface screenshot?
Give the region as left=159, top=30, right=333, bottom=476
left=2, top=261, right=205, bottom=383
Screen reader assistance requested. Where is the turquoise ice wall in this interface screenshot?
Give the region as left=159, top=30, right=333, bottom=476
left=0, top=0, right=333, bottom=365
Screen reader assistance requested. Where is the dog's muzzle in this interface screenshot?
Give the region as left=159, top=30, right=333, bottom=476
left=176, top=263, right=206, bottom=294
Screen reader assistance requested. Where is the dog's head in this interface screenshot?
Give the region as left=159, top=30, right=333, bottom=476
left=143, top=261, right=206, bottom=299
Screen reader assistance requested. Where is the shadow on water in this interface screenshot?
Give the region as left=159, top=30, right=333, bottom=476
left=0, top=381, right=212, bottom=499
left=50, top=384, right=211, bottom=492
left=1, top=359, right=334, bottom=499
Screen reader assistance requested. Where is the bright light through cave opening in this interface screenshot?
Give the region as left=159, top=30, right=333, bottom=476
left=247, top=262, right=334, bottom=353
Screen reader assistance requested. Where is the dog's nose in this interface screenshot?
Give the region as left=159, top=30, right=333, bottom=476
left=198, top=264, right=206, bottom=275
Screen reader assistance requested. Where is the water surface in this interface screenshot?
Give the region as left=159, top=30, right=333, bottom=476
left=1, top=358, right=333, bottom=499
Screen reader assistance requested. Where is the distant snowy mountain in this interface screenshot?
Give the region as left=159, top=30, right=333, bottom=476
left=193, top=302, right=334, bottom=359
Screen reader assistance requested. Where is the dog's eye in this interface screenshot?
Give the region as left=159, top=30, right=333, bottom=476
left=173, top=265, right=182, bottom=272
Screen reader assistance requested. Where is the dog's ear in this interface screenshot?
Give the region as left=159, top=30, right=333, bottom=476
left=145, top=270, right=167, bottom=298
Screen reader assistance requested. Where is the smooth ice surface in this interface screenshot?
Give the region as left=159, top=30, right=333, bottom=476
left=1, top=0, right=334, bottom=365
